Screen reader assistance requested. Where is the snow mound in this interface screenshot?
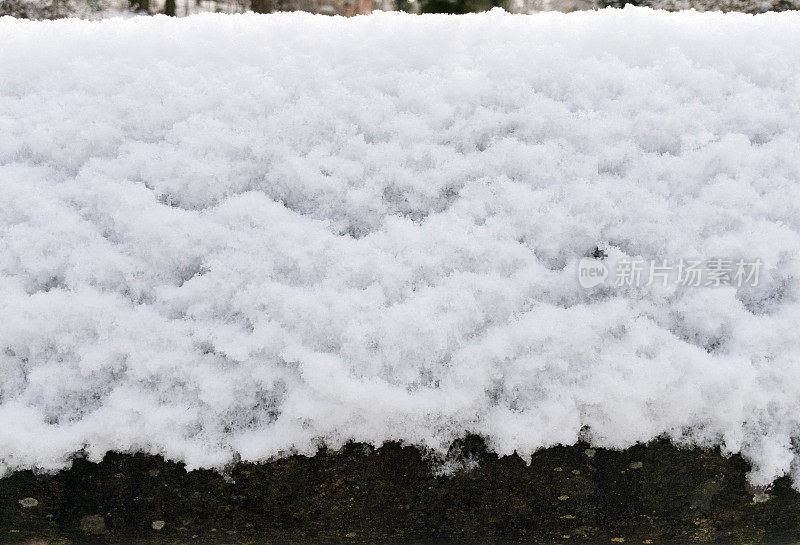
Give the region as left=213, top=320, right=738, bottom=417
left=1, top=8, right=800, bottom=487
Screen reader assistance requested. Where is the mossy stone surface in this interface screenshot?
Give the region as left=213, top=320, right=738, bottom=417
left=2, top=437, right=799, bottom=544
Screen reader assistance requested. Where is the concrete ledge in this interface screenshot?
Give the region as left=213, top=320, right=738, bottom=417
left=2, top=437, right=799, bottom=544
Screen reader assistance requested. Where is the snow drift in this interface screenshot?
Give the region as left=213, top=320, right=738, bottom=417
left=1, top=8, right=800, bottom=487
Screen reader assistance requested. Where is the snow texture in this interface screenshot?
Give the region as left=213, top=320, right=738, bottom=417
left=1, top=8, right=800, bottom=487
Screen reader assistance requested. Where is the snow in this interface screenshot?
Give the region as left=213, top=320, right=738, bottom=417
left=1, top=8, right=800, bottom=487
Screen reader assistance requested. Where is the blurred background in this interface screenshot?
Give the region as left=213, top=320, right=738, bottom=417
left=1, top=0, right=797, bottom=21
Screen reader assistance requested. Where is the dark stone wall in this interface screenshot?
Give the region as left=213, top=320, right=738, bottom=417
left=2, top=437, right=800, bottom=544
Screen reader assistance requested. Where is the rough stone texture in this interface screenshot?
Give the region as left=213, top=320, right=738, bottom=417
left=78, top=514, right=107, bottom=535
left=2, top=437, right=800, bottom=544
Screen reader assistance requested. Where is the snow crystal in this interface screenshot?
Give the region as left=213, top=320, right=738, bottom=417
left=1, top=8, right=800, bottom=487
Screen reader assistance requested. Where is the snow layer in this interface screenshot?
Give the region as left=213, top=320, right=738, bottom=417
left=1, top=8, right=800, bottom=486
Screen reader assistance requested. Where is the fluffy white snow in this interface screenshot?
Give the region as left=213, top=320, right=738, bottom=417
left=1, top=8, right=800, bottom=487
